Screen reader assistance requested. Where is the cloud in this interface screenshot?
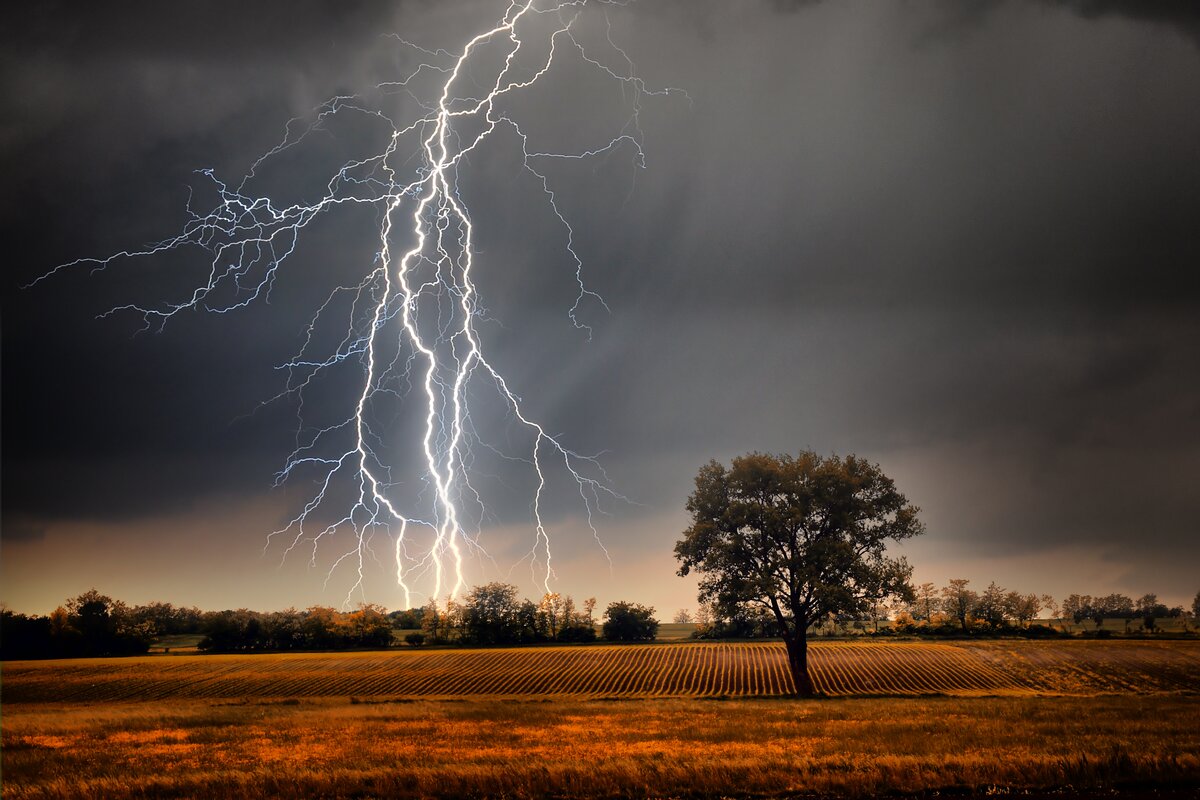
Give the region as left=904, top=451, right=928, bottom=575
left=3, top=0, right=1198, bottom=608
left=1054, top=0, right=1200, bottom=46
left=912, top=0, right=1200, bottom=47
left=2, top=520, right=46, bottom=543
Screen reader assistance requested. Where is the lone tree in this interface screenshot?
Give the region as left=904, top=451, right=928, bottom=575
left=675, top=451, right=923, bottom=696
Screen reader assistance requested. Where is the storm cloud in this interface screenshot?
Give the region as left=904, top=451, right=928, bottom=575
left=3, top=0, right=1197, bottom=612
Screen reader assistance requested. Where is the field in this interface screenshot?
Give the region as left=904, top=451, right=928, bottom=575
left=5, top=639, right=1198, bottom=702
left=4, top=640, right=1199, bottom=799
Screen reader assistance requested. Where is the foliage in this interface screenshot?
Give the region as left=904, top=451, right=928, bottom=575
left=557, top=621, right=599, bottom=642
left=414, top=585, right=599, bottom=646
left=197, top=603, right=394, bottom=652
left=676, top=451, right=922, bottom=694
left=460, top=583, right=524, bottom=646
left=602, top=602, right=659, bottom=641
left=693, top=602, right=781, bottom=639
left=388, top=607, right=426, bottom=630
left=913, top=582, right=938, bottom=622
left=941, top=579, right=978, bottom=632
left=1, top=590, right=153, bottom=659
left=1136, top=593, right=1169, bottom=632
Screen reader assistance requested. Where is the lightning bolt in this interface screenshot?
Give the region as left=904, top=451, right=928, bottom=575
left=33, top=1, right=683, bottom=608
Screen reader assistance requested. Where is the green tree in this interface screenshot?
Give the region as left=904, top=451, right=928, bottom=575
left=602, top=602, right=658, bottom=641
left=462, top=582, right=522, bottom=645
left=675, top=451, right=922, bottom=696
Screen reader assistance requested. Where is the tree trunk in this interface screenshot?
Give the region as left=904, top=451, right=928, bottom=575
left=784, top=630, right=815, bottom=697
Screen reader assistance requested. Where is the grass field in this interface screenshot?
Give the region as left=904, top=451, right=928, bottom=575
left=4, top=695, right=1197, bottom=799
left=4, top=640, right=1198, bottom=799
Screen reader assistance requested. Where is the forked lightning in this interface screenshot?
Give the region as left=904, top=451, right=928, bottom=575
left=33, top=1, right=681, bottom=607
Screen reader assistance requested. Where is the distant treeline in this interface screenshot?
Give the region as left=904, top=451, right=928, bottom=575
left=6, top=581, right=1196, bottom=659
left=1, top=590, right=168, bottom=660
left=685, top=581, right=1199, bottom=640
left=0, top=584, right=659, bottom=660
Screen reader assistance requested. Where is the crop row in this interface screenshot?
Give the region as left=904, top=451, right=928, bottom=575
left=4, top=640, right=1197, bottom=703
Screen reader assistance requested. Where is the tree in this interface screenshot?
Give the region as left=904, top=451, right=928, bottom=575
left=1193, top=590, right=1200, bottom=621
left=1088, top=593, right=1133, bottom=631
left=693, top=603, right=715, bottom=638
left=1135, top=594, right=1168, bottom=633
left=1004, top=592, right=1040, bottom=627
left=673, top=609, right=694, bottom=624
left=941, top=579, right=978, bottom=633
left=1062, top=594, right=1092, bottom=630
left=536, top=593, right=564, bottom=640
left=63, top=589, right=152, bottom=656
left=702, top=602, right=779, bottom=638
left=675, top=451, right=922, bottom=696
left=602, top=602, right=658, bottom=641
left=68, top=589, right=116, bottom=653
left=1040, top=594, right=1059, bottom=630
left=462, top=583, right=522, bottom=646
left=348, top=603, right=393, bottom=647
left=420, top=599, right=445, bottom=643
left=975, top=582, right=1008, bottom=629
left=914, top=582, right=938, bottom=622
left=389, top=607, right=425, bottom=630
left=1100, top=593, right=1134, bottom=620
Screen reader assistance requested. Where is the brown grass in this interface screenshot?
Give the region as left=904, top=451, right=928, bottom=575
left=4, top=640, right=1198, bottom=798
left=4, top=695, right=1198, bottom=799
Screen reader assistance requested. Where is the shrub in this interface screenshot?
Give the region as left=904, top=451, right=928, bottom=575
left=601, top=602, right=658, bottom=642
left=557, top=623, right=597, bottom=643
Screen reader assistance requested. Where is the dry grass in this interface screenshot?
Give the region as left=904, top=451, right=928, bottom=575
left=5, top=641, right=1198, bottom=798
left=4, top=695, right=1198, bottom=798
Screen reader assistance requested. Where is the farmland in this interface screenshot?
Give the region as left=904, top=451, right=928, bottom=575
left=4, top=639, right=1198, bottom=703
left=3, top=640, right=1198, bottom=799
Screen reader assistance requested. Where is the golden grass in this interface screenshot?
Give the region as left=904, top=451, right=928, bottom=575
left=4, top=695, right=1198, bottom=799
left=5, top=641, right=1198, bottom=797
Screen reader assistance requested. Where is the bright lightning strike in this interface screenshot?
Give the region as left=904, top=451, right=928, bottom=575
left=34, top=1, right=682, bottom=608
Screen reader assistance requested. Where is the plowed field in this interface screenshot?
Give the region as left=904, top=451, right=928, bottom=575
left=4, top=639, right=1197, bottom=703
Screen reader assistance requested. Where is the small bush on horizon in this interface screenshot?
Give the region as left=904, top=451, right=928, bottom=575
left=602, top=602, right=658, bottom=642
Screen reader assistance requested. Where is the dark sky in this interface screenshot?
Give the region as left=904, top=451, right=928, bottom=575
left=3, top=0, right=1199, bottom=614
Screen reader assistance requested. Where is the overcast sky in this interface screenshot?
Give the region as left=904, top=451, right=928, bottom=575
left=3, top=0, right=1199, bottom=615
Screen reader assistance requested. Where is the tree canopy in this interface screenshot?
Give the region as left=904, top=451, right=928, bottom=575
left=675, top=451, right=923, bottom=695
left=602, top=602, right=659, bottom=642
